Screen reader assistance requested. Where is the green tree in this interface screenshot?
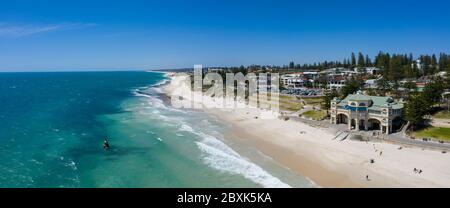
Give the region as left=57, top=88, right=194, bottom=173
left=447, top=57, right=450, bottom=74
left=289, top=61, right=295, bottom=69
left=403, top=81, right=417, bottom=92
left=403, top=64, right=419, bottom=79
left=357, top=52, right=365, bottom=68
left=388, top=55, right=403, bottom=81
left=375, top=51, right=390, bottom=70
left=405, top=93, right=430, bottom=130
left=351, top=52, right=356, bottom=68
left=431, top=54, right=438, bottom=73
left=341, top=78, right=361, bottom=98
left=322, top=89, right=339, bottom=113
left=365, top=55, right=372, bottom=67
left=366, top=88, right=377, bottom=96
left=423, top=78, right=445, bottom=106
left=376, top=77, right=391, bottom=96
left=439, top=53, right=447, bottom=71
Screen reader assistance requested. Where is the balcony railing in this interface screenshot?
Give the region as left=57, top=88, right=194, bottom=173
left=368, top=110, right=381, bottom=115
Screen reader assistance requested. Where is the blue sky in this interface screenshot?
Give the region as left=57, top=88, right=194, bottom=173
left=1, top=0, right=450, bottom=71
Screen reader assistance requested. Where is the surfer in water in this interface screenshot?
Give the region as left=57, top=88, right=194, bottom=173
left=103, top=138, right=110, bottom=150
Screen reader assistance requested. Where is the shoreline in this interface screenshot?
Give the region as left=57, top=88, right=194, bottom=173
left=163, top=74, right=450, bottom=188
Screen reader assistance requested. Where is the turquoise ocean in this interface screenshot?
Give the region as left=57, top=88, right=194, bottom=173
left=0, top=71, right=313, bottom=188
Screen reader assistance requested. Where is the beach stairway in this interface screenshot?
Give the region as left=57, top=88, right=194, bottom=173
left=333, top=131, right=349, bottom=141
left=340, top=133, right=350, bottom=141
left=332, top=131, right=344, bottom=140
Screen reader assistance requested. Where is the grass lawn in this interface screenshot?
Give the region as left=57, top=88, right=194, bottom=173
left=255, top=93, right=303, bottom=112
left=433, top=110, right=450, bottom=119
left=279, top=102, right=303, bottom=112
left=277, top=94, right=304, bottom=112
left=413, top=127, right=450, bottom=141
left=276, top=95, right=324, bottom=112
left=302, top=97, right=324, bottom=106
left=239, top=93, right=320, bottom=112
left=301, top=110, right=327, bottom=120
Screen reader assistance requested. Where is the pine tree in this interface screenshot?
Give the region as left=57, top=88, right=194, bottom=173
left=431, top=54, right=438, bottom=73
left=365, top=55, right=372, bottom=67
left=289, top=61, right=295, bottom=69
left=375, top=52, right=390, bottom=70
left=344, top=59, right=350, bottom=68
left=423, top=78, right=445, bottom=105
left=376, top=77, right=391, bottom=96
left=388, top=55, right=403, bottom=81
left=447, top=56, right=450, bottom=73
left=403, top=81, right=417, bottom=92
left=431, top=54, right=437, bottom=66
left=357, top=52, right=365, bottom=68
left=405, top=93, right=430, bottom=130
left=409, top=53, right=414, bottom=64
left=322, top=89, right=339, bottom=113
left=341, top=78, right=362, bottom=98
left=403, top=64, right=416, bottom=79
left=439, top=53, right=448, bottom=71
left=351, top=52, right=356, bottom=68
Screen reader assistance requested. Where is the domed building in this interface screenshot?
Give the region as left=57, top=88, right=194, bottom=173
left=330, top=93, right=404, bottom=135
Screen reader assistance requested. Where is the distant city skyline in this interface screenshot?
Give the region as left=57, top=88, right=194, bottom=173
left=1, top=0, right=450, bottom=71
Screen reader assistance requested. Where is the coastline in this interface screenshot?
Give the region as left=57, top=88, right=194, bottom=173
left=163, top=73, right=450, bottom=188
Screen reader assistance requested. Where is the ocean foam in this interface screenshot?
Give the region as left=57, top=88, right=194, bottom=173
left=179, top=124, right=195, bottom=133
left=196, top=141, right=291, bottom=188
left=180, top=123, right=291, bottom=188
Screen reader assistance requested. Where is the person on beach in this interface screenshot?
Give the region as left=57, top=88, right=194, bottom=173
left=366, top=175, right=370, bottom=181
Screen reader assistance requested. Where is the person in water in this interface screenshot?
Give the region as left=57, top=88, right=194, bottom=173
left=103, top=138, right=110, bottom=150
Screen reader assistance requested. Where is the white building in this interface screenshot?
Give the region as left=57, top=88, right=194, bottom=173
left=330, top=94, right=404, bottom=135
left=436, top=71, right=448, bottom=78
left=281, top=74, right=306, bottom=89
left=364, top=78, right=379, bottom=89
left=411, top=59, right=424, bottom=72
left=302, top=71, right=320, bottom=80
left=365, top=67, right=381, bottom=75
left=327, top=75, right=347, bottom=90
left=207, top=68, right=222, bottom=73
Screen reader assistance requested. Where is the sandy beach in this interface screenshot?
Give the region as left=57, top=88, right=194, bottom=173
left=165, top=74, right=450, bottom=188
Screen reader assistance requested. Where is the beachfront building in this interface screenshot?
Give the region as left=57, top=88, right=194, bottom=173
left=330, top=93, right=404, bottom=135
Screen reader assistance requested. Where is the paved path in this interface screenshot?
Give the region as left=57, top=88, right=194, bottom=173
left=387, top=132, right=450, bottom=151
left=429, top=118, right=450, bottom=128
left=285, top=115, right=450, bottom=151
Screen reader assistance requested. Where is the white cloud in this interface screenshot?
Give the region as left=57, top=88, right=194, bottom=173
left=0, top=22, right=98, bottom=38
